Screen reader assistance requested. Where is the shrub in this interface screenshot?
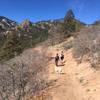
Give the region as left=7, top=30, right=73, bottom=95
left=0, top=25, right=48, bottom=62
left=62, top=37, right=73, bottom=50
left=73, top=26, right=100, bottom=68
left=62, top=18, right=76, bottom=36
left=0, top=49, right=50, bottom=100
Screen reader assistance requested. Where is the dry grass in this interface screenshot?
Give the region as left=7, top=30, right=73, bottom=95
left=0, top=47, right=51, bottom=100
left=73, top=26, right=100, bottom=68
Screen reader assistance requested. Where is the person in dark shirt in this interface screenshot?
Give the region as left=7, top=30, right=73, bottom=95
left=55, top=53, right=59, bottom=66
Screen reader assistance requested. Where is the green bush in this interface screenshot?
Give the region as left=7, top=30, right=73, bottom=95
left=0, top=25, right=48, bottom=62
left=63, top=18, right=76, bottom=35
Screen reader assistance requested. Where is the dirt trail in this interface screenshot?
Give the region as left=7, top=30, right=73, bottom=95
left=32, top=40, right=100, bottom=100
left=46, top=46, right=100, bottom=100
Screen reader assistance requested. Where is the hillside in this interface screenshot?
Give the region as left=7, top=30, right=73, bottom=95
left=0, top=24, right=100, bottom=100
left=2, top=28, right=99, bottom=100
left=45, top=41, right=100, bottom=100
left=0, top=10, right=85, bottom=62
left=0, top=9, right=100, bottom=100
left=21, top=26, right=100, bottom=100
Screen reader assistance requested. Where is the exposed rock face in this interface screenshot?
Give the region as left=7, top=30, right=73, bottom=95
left=64, top=9, right=75, bottom=20
left=0, top=16, right=17, bottom=31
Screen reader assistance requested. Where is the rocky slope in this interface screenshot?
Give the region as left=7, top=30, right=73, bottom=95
left=0, top=16, right=17, bottom=31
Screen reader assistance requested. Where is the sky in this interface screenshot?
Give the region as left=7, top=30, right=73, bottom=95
left=0, top=0, right=100, bottom=24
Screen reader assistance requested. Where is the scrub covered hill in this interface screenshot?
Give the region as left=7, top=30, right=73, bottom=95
left=0, top=9, right=85, bottom=62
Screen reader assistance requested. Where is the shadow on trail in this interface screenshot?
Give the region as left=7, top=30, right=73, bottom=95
left=57, top=64, right=65, bottom=66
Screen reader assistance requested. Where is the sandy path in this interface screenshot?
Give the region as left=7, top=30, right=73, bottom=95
left=47, top=48, right=100, bottom=100
left=31, top=40, right=100, bottom=100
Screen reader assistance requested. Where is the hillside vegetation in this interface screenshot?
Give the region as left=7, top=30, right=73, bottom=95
left=73, top=25, right=100, bottom=69
left=0, top=20, right=48, bottom=61
left=1, top=9, right=100, bottom=100
left=0, top=10, right=85, bottom=62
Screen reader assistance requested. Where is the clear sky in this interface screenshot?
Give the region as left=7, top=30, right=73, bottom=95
left=0, top=0, right=100, bottom=24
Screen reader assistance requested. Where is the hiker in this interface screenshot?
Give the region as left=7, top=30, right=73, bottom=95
left=55, top=53, right=62, bottom=73
left=60, top=51, right=64, bottom=61
left=55, top=53, right=59, bottom=66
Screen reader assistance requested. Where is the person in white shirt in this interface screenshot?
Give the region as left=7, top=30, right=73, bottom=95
left=60, top=51, right=64, bottom=61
